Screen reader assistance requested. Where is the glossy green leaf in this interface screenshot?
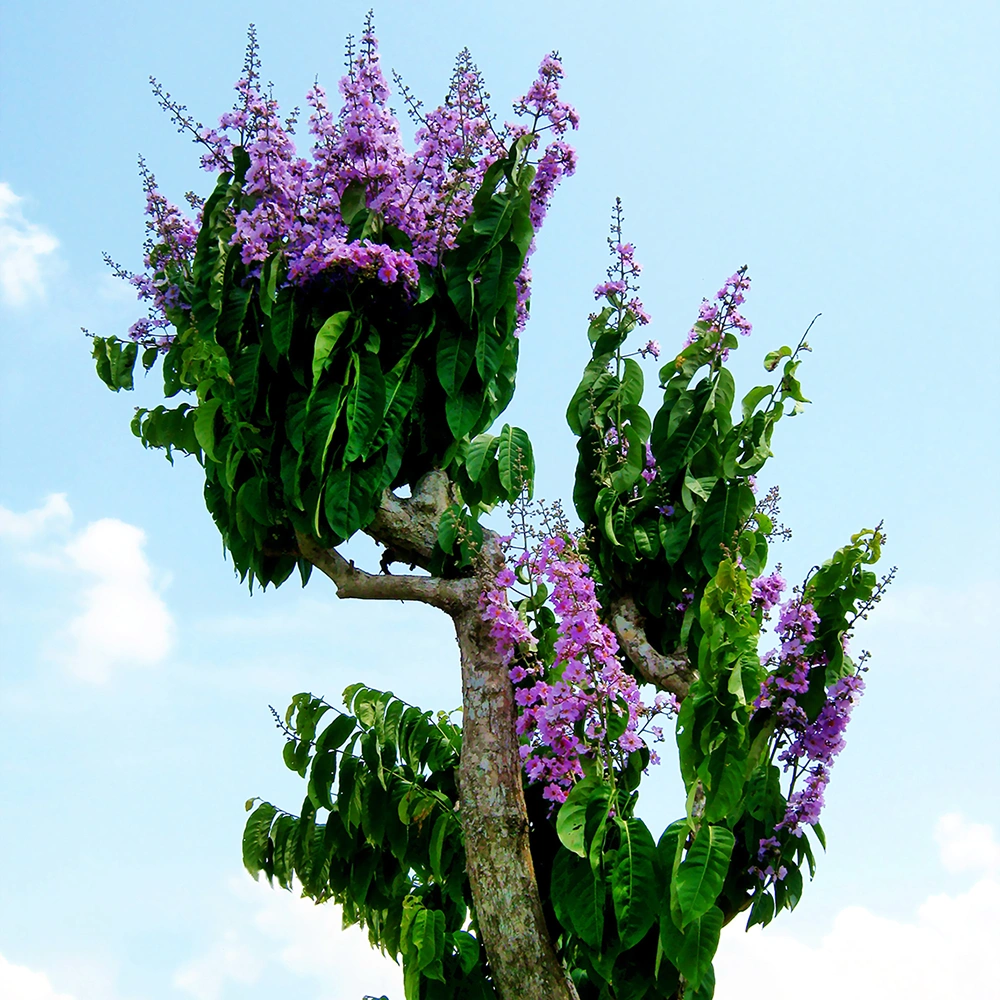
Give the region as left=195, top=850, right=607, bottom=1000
left=496, top=424, right=533, bottom=497
left=556, top=775, right=611, bottom=857
left=612, top=818, right=659, bottom=950
left=311, top=312, right=352, bottom=386
left=465, top=433, right=498, bottom=482
left=193, top=398, right=224, bottom=461
left=550, top=848, right=605, bottom=949
left=344, top=350, right=386, bottom=463
left=242, top=801, right=276, bottom=879
left=436, top=326, right=475, bottom=398
left=659, top=904, right=722, bottom=991
left=675, top=825, right=735, bottom=926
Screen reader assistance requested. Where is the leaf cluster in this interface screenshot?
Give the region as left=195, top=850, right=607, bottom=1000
left=569, top=310, right=810, bottom=662
left=243, top=686, right=492, bottom=1000
left=93, top=142, right=538, bottom=589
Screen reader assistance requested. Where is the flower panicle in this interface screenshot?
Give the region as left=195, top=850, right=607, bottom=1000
left=117, top=21, right=578, bottom=344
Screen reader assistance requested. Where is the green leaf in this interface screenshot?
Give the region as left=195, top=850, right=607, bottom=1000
left=659, top=905, right=722, bottom=991
left=612, top=818, right=659, bottom=950
left=496, top=424, right=533, bottom=498
left=340, top=180, right=367, bottom=225
left=556, top=775, right=611, bottom=857
left=112, top=340, right=138, bottom=390
left=344, top=350, right=386, bottom=463
left=323, top=456, right=383, bottom=540
left=675, top=825, right=735, bottom=927
left=465, top=433, right=498, bottom=482
left=308, top=751, right=338, bottom=811
left=700, top=480, right=756, bottom=574
left=436, top=326, right=475, bottom=398
left=550, top=848, right=605, bottom=949
left=270, top=289, right=295, bottom=356
left=763, top=345, right=792, bottom=372
left=659, top=511, right=693, bottom=565
left=242, top=802, right=276, bottom=880
left=444, top=390, right=484, bottom=438
left=746, top=890, right=775, bottom=929
left=315, top=713, right=357, bottom=754
left=429, top=813, right=450, bottom=880
left=193, top=398, right=224, bottom=461
left=741, top=384, right=772, bottom=421
left=312, top=312, right=352, bottom=386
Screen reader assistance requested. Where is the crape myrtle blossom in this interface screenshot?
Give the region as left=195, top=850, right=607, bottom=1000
left=120, top=17, right=578, bottom=343
left=751, top=570, right=786, bottom=613
left=481, top=534, right=669, bottom=804
left=751, top=594, right=866, bottom=857
left=684, top=266, right=753, bottom=360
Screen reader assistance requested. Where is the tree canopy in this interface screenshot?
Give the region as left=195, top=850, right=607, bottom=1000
left=92, top=17, right=892, bottom=1000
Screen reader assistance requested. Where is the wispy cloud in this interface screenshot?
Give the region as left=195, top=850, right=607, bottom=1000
left=0, top=952, right=75, bottom=1000
left=715, top=815, right=1000, bottom=998
left=174, top=877, right=403, bottom=1000
left=935, top=812, right=1000, bottom=875
left=0, top=492, right=72, bottom=542
left=0, top=182, right=59, bottom=306
left=1, top=495, right=174, bottom=683
left=172, top=929, right=263, bottom=1000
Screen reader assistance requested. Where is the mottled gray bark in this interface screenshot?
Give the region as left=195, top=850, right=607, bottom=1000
left=296, top=477, right=577, bottom=1000
left=610, top=594, right=696, bottom=698
left=453, top=541, right=579, bottom=1000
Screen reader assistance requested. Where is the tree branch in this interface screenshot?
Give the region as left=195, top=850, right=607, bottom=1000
left=295, top=530, right=469, bottom=613
left=366, top=469, right=455, bottom=568
left=609, top=595, right=696, bottom=700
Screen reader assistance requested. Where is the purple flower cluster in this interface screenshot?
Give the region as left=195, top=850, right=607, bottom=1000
left=593, top=202, right=651, bottom=327
left=641, top=441, right=658, bottom=484
left=753, top=597, right=866, bottom=843
left=481, top=535, right=659, bottom=804
left=751, top=570, right=786, bottom=613
left=750, top=836, right=788, bottom=885
left=684, top=266, right=753, bottom=360
left=127, top=19, right=577, bottom=342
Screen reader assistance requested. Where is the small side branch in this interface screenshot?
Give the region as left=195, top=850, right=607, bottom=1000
left=295, top=531, right=469, bottom=613
left=610, top=595, right=696, bottom=700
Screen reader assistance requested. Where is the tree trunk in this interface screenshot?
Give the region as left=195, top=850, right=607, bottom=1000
left=453, top=588, right=579, bottom=1000
left=304, top=476, right=577, bottom=1000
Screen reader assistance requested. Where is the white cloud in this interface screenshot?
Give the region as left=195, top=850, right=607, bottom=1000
left=0, top=953, right=76, bottom=1000
left=172, top=931, right=263, bottom=1000
left=62, top=518, right=174, bottom=682
left=0, top=182, right=59, bottom=306
left=174, top=877, right=403, bottom=1000
left=935, top=812, right=1000, bottom=875
left=1, top=495, right=174, bottom=682
left=715, top=815, right=1000, bottom=998
left=0, top=492, right=72, bottom=542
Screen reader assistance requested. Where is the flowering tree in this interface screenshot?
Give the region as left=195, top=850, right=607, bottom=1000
left=92, top=18, right=892, bottom=1000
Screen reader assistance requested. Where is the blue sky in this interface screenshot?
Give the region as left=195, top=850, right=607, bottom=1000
left=1, top=1, right=998, bottom=997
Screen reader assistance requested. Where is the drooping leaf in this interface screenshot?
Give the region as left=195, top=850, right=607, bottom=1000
left=344, top=350, right=386, bottom=463
left=242, top=801, right=277, bottom=879
left=612, top=818, right=660, bottom=949
left=659, top=904, right=722, bottom=991
left=311, top=312, right=352, bottom=386
left=674, top=825, right=735, bottom=927
left=550, top=847, right=605, bottom=949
